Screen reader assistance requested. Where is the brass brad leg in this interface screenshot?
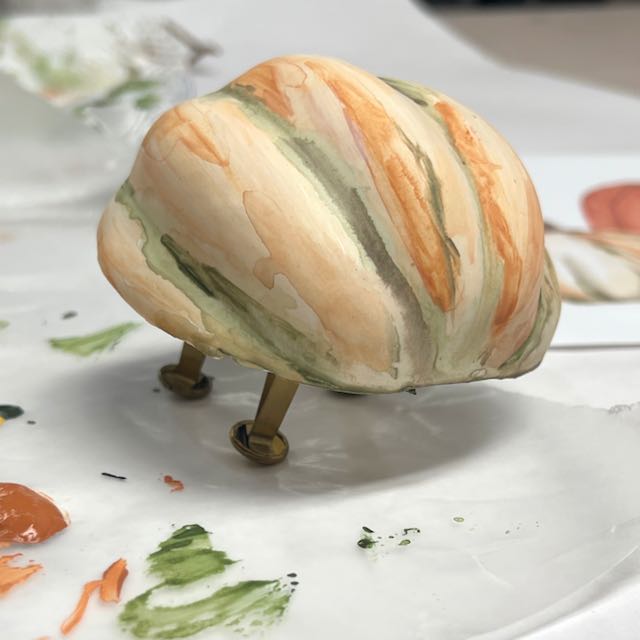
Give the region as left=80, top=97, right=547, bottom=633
left=159, top=342, right=212, bottom=399
left=229, top=372, right=299, bottom=465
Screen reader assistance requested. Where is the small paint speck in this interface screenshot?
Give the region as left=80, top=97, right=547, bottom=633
left=27, top=420, right=36, bottom=425
left=286, top=573, right=297, bottom=578
left=163, top=475, right=184, bottom=492
left=152, top=387, right=161, bottom=393
left=290, top=581, right=299, bottom=586
left=362, top=526, right=374, bottom=534
left=398, top=539, right=411, bottom=546
left=62, top=311, right=78, bottom=320
left=453, top=517, right=464, bottom=523
left=357, top=536, right=377, bottom=549
left=505, top=530, right=510, bottom=535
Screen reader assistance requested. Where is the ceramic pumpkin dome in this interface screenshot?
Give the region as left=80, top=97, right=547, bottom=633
left=98, top=55, right=560, bottom=396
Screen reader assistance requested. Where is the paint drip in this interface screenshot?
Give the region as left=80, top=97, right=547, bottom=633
left=120, top=524, right=294, bottom=638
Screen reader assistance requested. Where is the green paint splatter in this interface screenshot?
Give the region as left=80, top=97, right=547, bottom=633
left=0, top=320, right=8, bottom=330
left=0, top=405, right=23, bottom=420
left=120, top=525, right=293, bottom=639
left=49, top=322, right=140, bottom=356
left=453, top=517, right=464, bottom=523
left=357, top=525, right=420, bottom=552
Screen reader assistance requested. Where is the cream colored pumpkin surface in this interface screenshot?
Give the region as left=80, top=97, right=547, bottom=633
left=98, top=55, right=560, bottom=393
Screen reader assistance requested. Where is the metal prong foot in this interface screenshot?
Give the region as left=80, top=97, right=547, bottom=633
left=159, top=342, right=211, bottom=399
left=229, top=372, right=298, bottom=465
left=230, top=420, right=289, bottom=465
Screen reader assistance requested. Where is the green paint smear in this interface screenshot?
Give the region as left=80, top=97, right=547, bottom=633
left=49, top=322, right=140, bottom=356
left=121, top=525, right=292, bottom=639
left=453, top=517, right=464, bottom=523
left=0, top=405, right=23, bottom=420
left=0, top=320, right=8, bottom=330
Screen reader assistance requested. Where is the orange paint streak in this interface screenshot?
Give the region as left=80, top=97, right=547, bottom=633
left=0, top=483, right=69, bottom=545
left=99, top=558, right=128, bottom=603
left=59, top=559, right=129, bottom=635
left=60, top=580, right=101, bottom=635
left=163, top=475, right=184, bottom=492
left=0, top=553, right=42, bottom=597
left=434, top=101, right=523, bottom=332
left=305, top=61, right=454, bottom=310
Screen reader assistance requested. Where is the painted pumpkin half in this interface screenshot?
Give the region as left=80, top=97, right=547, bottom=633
left=98, top=55, right=560, bottom=395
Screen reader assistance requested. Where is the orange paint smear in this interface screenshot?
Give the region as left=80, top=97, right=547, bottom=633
left=434, top=101, right=523, bottom=333
left=164, top=475, right=185, bottom=492
left=0, top=483, right=69, bottom=545
left=60, top=558, right=128, bottom=635
left=100, top=558, right=128, bottom=603
left=0, top=553, right=42, bottom=597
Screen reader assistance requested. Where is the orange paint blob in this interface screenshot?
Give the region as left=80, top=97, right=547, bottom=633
left=59, top=559, right=128, bottom=635
left=100, top=558, right=128, bottom=603
left=163, top=475, right=184, bottom=492
left=0, top=483, right=69, bottom=545
left=0, top=553, right=42, bottom=597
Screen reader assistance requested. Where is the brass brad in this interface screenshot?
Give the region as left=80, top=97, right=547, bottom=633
left=159, top=342, right=212, bottom=399
left=230, top=372, right=299, bottom=465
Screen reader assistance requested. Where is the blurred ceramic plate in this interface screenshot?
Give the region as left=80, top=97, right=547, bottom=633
left=0, top=15, right=200, bottom=210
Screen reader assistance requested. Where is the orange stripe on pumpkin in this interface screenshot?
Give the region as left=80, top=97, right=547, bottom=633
left=434, top=101, right=523, bottom=333
left=232, top=58, right=306, bottom=119
left=144, top=105, right=228, bottom=166
left=305, top=61, right=455, bottom=311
